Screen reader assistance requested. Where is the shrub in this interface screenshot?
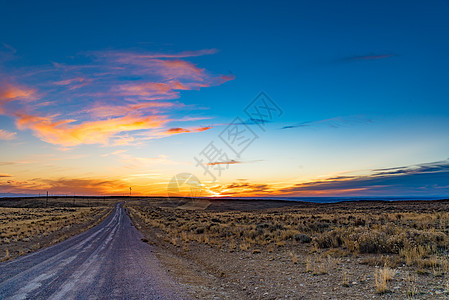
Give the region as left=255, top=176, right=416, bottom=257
left=314, top=229, right=343, bottom=248
left=294, top=233, right=311, bottom=243
left=357, top=231, right=387, bottom=253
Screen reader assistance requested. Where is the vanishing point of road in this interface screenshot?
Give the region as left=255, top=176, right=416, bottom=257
left=0, top=203, right=186, bottom=300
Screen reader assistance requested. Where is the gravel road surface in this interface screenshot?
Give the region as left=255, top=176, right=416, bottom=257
left=0, top=203, right=186, bottom=300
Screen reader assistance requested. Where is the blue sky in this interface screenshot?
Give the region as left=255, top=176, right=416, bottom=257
left=0, top=0, right=448, bottom=197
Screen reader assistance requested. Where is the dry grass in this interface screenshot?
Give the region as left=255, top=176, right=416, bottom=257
left=0, top=205, right=111, bottom=260
left=342, top=271, right=350, bottom=287
left=125, top=198, right=449, bottom=297
left=374, top=266, right=395, bottom=294
left=126, top=199, right=449, bottom=268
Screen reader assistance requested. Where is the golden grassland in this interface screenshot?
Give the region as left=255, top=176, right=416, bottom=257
left=127, top=200, right=449, bottom=268
left=0, top=197, right=115, bottom=261
left=126, top=198, right=449, bottom=298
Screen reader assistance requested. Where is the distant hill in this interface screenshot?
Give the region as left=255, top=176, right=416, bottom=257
left=0, top=193, right=40, bottom=198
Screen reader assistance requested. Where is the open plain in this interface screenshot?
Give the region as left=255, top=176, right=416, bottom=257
left=127, top=198, right=449, bottom=299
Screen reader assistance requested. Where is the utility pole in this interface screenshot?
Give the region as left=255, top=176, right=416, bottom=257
left=129, top=187, right=132, bottom=197
left=46, top=191, right=48, bottom=207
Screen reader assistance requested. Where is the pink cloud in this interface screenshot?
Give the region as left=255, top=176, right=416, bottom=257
left=0, top=81, right=36, bottom=113
left=84, top=101, right=179, bottom=119
left=0, top=129, right=17, bottom=140
left=54, top=77, right=91, bottom=90
left=0, top=49, right=234, bottom=146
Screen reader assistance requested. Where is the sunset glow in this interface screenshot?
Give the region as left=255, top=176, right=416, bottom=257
left=1, top=1, right=448, bottom=198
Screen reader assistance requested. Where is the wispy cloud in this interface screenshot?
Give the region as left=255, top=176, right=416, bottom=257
left=209, top=159, right=449, bottom=197
left=0, top=48, right=234, bottom=147
left=104, top=149, right=182, bottom=168
left=95, top=48, right=218, bottom=60
left=0, top=80, right=37, bottom=114
left=162, top=126, right=212, bottom=136
left=345, top=54, right=396, bottom=61
left=215, top=181, right=272, bottom=196
left=1, top=43, right=16, bottom=54
left=278, top=159, right=449, bottom=196
left=0, top=129, right=17, bottom=140
left=207, top=159, right=240, bottom=166
left=281, top=115, right=372, bottom=130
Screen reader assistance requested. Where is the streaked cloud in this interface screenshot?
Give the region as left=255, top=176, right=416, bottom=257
left=14, top=111, right=167, bottom=146
left=0, top=129, right=17, bottom=140
left=207, top=159, right=240, bottom=166
left=53, top=77, right=91, bottom=90
left=95, top=48, right=218, bottom=60
left=345, top=54, right=396, bottom=61
left=162, top=126, right=212, bottom=135
left=0, top=80, right=37, bottom=113
left=105, top=150, right=182, bottom=168
left=208, top=159, right=449, bottom=197
left=215, top=181, right=272, bottom=196
left=281, top=115, right=372, bottom=130
left=278, top=159, right=449, bottom=196
left=1, top=43, right=16, bottom=54
left=0, top=48, right=234, bottom=147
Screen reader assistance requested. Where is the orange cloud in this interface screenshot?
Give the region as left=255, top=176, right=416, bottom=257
left=162, top=126, right=212, bottom=135
left=158, top=59, right=205, bottom=80
left=165, top=127, right=190, bottom=134
left=207, top=159, right=240, bottom=166
left=0, top=83, right=35, bottom=100
left=0, top=82, right=36, bottom=113
left=14, top=111, right=167, bottom=146
left=208, top=181, right=272, bottom=197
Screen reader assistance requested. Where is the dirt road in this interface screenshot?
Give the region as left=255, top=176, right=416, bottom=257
left=0, top=203, right=186, bottom=299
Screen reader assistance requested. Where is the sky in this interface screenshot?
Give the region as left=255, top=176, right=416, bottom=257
left=0, top=0, right=448, bottom=197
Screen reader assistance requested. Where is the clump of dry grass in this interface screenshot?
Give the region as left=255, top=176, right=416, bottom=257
left=289, top=251, right=298, bottom=264
left=1, top=248, right=9, bottom=262
left=374, top=266, right=395, bottom=294
left=406, top=272, right=418, bottom=297
left=342, top=271, right=350, bottom=287
left=304, top=254, right=332, bottom=275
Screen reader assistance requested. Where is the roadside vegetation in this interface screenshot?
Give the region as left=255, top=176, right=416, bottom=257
left=0, top=197, right=116, bottom=261
left=127, top=198, right=449, bottom=299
